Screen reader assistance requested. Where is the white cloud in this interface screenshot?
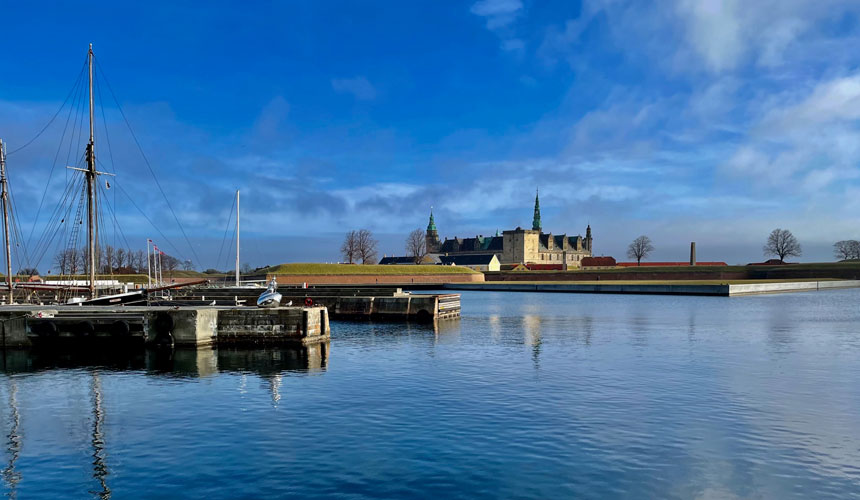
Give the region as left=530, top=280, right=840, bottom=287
left=760, top=75, right=860, bottom=130
left=331, top=76, right=376, bottom=101
left=674, top=0, right=860, bottom=72
left=501, top=38, right=525, bottom=52
left=724, top=73, right=860, bottom=192
left=674, top=0, right=743, bottom=72
left=539, top=0, right=860, bottom=74
left=470, top=0, right=522, bottom=30
left=252, top=96, right=290, bottom=144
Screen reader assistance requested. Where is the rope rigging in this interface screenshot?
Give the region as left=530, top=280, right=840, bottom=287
left=215, top=194, right=236, bottom=272
left=95, top=57, right=202, bottom=268
left=9, top=47, right=208, bottom=287
left=6, top=56, right=88, bottom=157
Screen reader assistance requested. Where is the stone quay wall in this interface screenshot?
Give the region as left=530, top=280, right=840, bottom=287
left=269, top=273, right=484, bottom=285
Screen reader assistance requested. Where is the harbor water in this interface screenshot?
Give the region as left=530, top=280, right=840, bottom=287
left=2, top=289, right=860, bottom=499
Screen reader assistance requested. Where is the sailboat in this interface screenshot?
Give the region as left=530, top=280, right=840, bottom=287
left=9, top=44, right=206, bottom=306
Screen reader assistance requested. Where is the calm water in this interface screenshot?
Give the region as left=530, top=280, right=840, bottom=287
left=2, top=290, right=860, bottom=499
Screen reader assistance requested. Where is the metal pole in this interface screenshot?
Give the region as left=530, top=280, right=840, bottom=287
left=86, top=43, right=97, bottom=299
left=146, top=239, right=152, bottom=288
left=0, top=140, right=13, bottom=304
left=235, top=189, right=240, bottom=287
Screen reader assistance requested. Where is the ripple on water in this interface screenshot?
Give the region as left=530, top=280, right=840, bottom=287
left=1, top=289, right=860, bottom=499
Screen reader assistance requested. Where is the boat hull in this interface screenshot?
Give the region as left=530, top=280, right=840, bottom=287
left=256, top=291, right=282, bottom=308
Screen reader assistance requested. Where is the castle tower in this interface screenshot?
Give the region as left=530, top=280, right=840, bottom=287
left=532, top=189, right=542, bottom=232
left=425, top=209, right=440, bottom=253
left=585, top=224, right=593, bottom=253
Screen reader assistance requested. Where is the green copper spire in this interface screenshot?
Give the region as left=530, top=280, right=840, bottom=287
left=532, top=189, right=541, bottom=231
left=427, top=208, right=437, bottom=232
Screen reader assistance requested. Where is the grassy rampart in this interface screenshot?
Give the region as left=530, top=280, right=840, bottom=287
left=263, top=263, right=477, bottom=275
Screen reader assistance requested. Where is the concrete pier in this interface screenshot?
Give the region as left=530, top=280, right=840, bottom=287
left=174, top=287, right=461, bottom=321
left=0, top=305, right=330, bottom=348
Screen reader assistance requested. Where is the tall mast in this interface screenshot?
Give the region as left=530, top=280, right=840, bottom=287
left=235, top=190, right=240, bottom=287
left=86, top=43, right=97, bottom=298
left=0, top=139, right=13, bottom=304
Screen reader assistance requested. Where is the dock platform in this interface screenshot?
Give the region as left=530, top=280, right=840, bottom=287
left=173, top=287, right=461, bottom=321
left=0, top=305, right=330, bottom=348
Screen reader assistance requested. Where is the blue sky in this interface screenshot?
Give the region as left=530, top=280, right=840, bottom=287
left=2, top=0, right=860, bottom=269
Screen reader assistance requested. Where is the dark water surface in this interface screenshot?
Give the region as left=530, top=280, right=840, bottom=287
left=2, top=290, right=860, bottom=499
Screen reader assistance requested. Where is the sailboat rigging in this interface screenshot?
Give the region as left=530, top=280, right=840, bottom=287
left=0, top=139, right=13, bottom=304
left=4, top=44, right=208, bottom=305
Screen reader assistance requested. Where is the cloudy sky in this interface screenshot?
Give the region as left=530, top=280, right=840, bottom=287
left=2, top=0, right=860, bottom=269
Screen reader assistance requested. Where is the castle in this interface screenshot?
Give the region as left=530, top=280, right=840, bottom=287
left=425, top=191, right=593, bottom=268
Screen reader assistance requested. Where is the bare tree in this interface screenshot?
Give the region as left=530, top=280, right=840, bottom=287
left=183, top=259, right=194, bottom=271
left=115, top=247, right=127, bottom=271
left=102, top=245, right=116, bottom=273
left=341, top=230, right=359, bottom=264
left=134, top=249, right=146, bottom=273
left=764, top=228, right=801, bottom=262
left=627, top=235, right=654, bottom=266
left=356, top=229, right=379, bottom=264
left=76, top=247, right=88, bottom=274
left=54, top=249, right=75, bottom=275
left=405, top=229, right=427, bottom=263
left=834, top=240, right=860, bottom=261
left=162, top=254, right=180, bottom=272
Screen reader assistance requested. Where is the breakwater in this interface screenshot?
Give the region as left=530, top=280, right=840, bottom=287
left=0, top=305, right=330, bottom=348
left=173, top=286, right=461, bottom=321
left=443, top=280, right=860, bottom=296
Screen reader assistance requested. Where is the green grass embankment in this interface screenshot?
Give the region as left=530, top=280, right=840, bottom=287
left=262, top=263, right=477, bottom=275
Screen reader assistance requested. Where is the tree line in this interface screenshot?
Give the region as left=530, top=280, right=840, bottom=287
left=339, top=228, right=428, bottom=265
left=340, top=229, right=379, bottom=264
left=52, top=245, right=192, bottom=275
left=626, top=228, right=860, bottom=265
left=626, top=229, right=806, bottom=265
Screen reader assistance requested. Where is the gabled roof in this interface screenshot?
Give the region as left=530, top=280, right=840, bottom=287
left=440, top=236, right=503, bottom=253
left=439, top=254, right=498, bottom=266
left=539, top=233, right=582, bottom=251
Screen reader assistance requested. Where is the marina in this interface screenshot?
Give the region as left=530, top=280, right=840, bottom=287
left=2, top=4, right=860, bottom=498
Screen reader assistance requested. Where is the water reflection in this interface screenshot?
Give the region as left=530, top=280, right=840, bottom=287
left=2, top=379, right=21, bottom=499
left=523, top=315, right=542, bottom=369
left=0, top=343, right=330, bottom=378
left=89, top=373, right=110, bottom=499
left=767, top=307, right=797, bottom=354
left=581, top=315, right=593, bottom=347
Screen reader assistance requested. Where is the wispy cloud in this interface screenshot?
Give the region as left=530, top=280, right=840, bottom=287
left=470, top=0, right=522, bottom=30
left=331, top=76, right=377, bottom=101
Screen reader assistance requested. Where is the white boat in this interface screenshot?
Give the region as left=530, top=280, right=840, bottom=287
left=256, top=278, right=282, bottom=308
